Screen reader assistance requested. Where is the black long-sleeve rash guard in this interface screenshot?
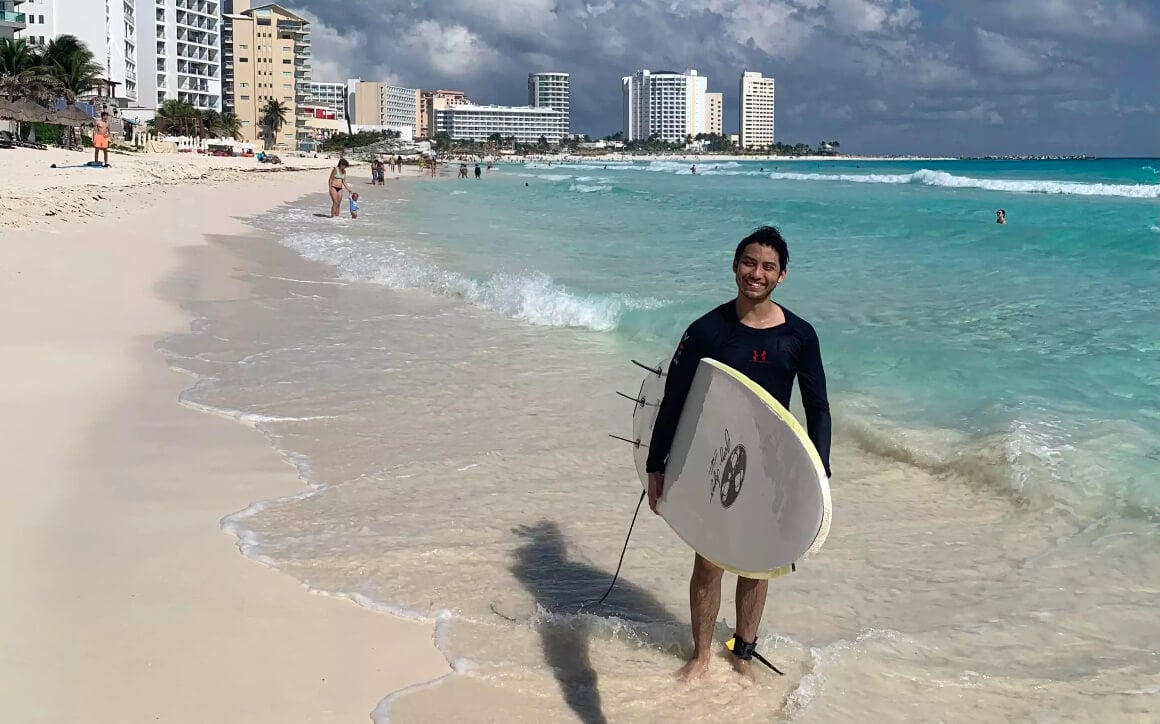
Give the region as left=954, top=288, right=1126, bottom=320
left=645, top=300, right=833, bottom=478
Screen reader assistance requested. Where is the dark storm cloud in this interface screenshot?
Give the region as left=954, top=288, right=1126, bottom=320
left=292, top=0, right=1160, bottom=156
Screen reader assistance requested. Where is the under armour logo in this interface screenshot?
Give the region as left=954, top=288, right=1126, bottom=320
left=752, top=350, right=767, bottom=363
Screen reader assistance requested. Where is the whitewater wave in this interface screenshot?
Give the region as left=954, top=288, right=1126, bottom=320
left=764, top=169, right=1160, bottom=198
left=551, top=161, right=1159, bottom=198
left=568, top=183, right=611, bottom=193
left=277, top=231, right=659, bottom=331
left=840, top=405, right=1159, bottom=518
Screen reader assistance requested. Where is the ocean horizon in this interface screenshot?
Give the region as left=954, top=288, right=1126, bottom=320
left=159, top=157, right=1160, bottom=722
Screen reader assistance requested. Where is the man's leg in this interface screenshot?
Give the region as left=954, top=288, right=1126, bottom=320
left=731, top=576, right=769, bottom=679
left=677, top=554, right=723, bottom=681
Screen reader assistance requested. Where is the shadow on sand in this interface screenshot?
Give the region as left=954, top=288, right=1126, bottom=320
left=509, top=520, right=684, bottom=724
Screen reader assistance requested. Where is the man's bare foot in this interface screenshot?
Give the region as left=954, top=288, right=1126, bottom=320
left=730, top=656, right=756, bottom=683
left=676, top=656, right=711, bottom=682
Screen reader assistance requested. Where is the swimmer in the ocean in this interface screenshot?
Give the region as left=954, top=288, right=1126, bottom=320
left=996, top=209, right=1006, bottom=224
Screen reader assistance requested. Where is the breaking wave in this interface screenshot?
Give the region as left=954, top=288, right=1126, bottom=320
left=278, top=231, right=660, bottom=332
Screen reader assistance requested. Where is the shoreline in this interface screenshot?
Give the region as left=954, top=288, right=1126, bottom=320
left=0, top=155, right=450, bottom=722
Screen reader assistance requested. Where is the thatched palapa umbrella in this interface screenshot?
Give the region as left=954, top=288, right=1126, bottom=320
left=50, top=104, right=96, bottom=126
left=50, top=104, right=97, bottom=149
left=1, top=97, right=53, bottom=123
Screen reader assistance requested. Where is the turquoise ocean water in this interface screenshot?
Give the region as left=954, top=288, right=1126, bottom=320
left=296, top=158, right=1160, bottom=513
left=162, top=158, right=1160, bottom=721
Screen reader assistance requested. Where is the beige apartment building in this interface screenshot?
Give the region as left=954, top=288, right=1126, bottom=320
left=706, top=92, right=723, bottom=135
left=739, top=71, right=775, bottom=149
left=222, top=1, right=311, bottom=148
left=346, top=80, right=421, bottom=137
left=419, top=89, right=469, bottom=138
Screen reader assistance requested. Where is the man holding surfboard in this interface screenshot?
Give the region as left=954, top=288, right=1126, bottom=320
left=645, top=225, right=832, bottom=681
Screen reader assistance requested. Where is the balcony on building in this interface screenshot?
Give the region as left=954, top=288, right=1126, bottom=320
left=0, top=3, right=28, bottom=35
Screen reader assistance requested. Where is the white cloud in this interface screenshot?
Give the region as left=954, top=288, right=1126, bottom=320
left=975, top=28, right=1056, bottom=76
left=289, top=7, right=365, bottom=84
left=984, top=0, right=1155, bottom=42
left=824, top=0, right=918, bottom=35
left=404, top=21, right=502, bottom=77
left=282, top=0, right=1158, bottom=155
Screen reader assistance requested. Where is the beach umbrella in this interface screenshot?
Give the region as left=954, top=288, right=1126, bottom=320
left=4, top=97, right=52, bottom=123
left=50, top=104, right=96, bottom=126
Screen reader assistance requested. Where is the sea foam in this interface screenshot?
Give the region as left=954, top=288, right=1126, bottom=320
left=279, top=231, right=657, bottom=332
left=763, top=169, right=1160, bottom=198
left=555, top=161, right=1160, bottom=198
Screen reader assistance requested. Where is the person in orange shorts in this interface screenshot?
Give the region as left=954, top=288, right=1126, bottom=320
left=93, top=111, right=110, bottom=166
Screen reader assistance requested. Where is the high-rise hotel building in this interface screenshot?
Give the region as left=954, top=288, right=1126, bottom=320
left=136, top=0, right=222, bottom=112
left=345, top=79, right=421, bottom=138
left=621, top=69, right=709, bottom=143
left=20, top=0, right=221, bottom=112
left=17, top=0, right=139, bottom=104
left=706, top=92, right=723, bottom=135
left=739, top=71, right=775, bottom=149
left=308, top=81, right=345, bottom=117
left=527, top=72, right=569, bottom=135
left=221, top=0, right=311, bottom=147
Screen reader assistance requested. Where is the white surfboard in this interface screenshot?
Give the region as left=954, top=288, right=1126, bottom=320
left=631, top=358, right=832, bottom=578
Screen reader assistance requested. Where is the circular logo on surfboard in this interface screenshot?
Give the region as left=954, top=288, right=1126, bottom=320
left=719, top=444, right=747, bottom=508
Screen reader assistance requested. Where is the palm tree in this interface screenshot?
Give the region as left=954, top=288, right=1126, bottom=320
left=0, top=37, right=41, bottom=78
left=259, top=99, right=289, bottom=150
left=217, top=111, right=243, bottom=141
left=41, top=35, right=102, bottom=102
left=0, top=37, right=59, bottom=104
left=151, top=99, right=200, bottom=137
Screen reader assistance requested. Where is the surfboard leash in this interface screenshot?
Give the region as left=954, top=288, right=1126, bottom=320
left=725, top=636, right=785, bottom=675
left=580, top=489, right=647, bottom=612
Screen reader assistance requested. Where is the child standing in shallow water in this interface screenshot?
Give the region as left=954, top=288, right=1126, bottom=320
left=349, top=192, right=360, bottom=219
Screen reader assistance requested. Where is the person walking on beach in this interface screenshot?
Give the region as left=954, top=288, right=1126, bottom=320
left=93, top=112, right=111, bottom=166
left=646, top=225, right=832, bottom=683
left=328, top=158, right=351, bottom=218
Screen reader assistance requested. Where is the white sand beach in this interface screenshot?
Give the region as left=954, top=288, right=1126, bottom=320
left=0, top=148, right=449, bottom=722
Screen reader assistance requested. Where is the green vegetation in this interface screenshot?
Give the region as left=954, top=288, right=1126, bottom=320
left=146, top=99, right=243, bottom=140
left=0, top=35, right=102, bottom=103
left=258, top=99, right=289, bottom=150
left=426, top=129, right=843, bottom=157
left=320, top=129, right=401, bottom=152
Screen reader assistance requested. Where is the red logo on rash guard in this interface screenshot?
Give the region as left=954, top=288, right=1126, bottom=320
left=752, top=350, right=767, bottom=363
left=672, top=332, right=691, bottom=366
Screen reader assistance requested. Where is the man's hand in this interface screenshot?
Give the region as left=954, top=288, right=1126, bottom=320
left=647, top=471, right=664, bottom=514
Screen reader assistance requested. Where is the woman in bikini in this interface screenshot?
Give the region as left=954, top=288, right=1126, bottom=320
left=328, top=158, right=351, bottom=218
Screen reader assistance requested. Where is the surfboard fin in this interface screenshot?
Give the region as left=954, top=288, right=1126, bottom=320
left=725, top=636, right=785, bottom=676
left=615, top=390, right=658, bottom=407
left=607, top=433, right=646, bottom=448
left=630, top=359, right=664, bottom=377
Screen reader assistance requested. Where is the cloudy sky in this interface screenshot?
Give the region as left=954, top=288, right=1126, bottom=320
left=291, top=0, right=1159, bottom=156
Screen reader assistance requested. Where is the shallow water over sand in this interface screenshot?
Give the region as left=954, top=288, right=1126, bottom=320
left=159, top=173, right=1160, bottom=720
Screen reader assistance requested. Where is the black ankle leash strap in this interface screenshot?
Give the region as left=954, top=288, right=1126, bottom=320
left=729, top=633, right=785, bottom=676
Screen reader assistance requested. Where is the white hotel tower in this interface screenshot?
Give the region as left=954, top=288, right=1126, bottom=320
left=739, top=71, right=775, bottom=149
left=621, top=69, right=708, bottom=143
left=136, top=0, right=222, bottom=111
left=17, top=0, right=140, bottom=104
left=528, top=72, right=570, bottom=135
left=19, top=0, right=223, bottom=111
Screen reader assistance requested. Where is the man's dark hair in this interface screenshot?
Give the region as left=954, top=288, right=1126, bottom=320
left=733, top=226, right=788, bottom=270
